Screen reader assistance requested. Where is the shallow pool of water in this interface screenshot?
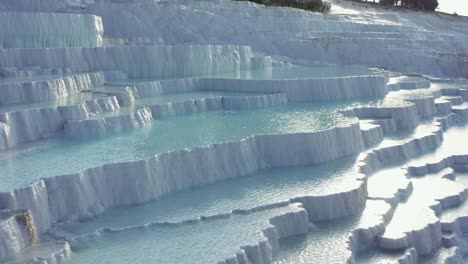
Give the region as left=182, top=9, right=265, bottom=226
left=0, top=100, right=376, bottom=191
left=62, top=156, right=358, bottom=235
left=135, top=91, right=269, bottom=105
left=69, top=205, right=302, bottom=264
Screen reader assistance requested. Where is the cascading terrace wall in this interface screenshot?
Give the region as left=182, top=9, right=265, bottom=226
left=200, top=75, right=388, bottom=101
left=0, top=210, right=34, bottom=260
left=0, top=121, right=365, bottom=236
left=0, top=12, right=103, bottom=49
left=0, top=95, right=120, bottom=149
left=272, top=38, right=468, bottom=78
left=34, top=1, right=468, bottom=78
left=1, top=0, right=468, bottom=80
left=121, top=73, right=388, bottom=102
left=0, top=45, right=259, bottom=149
left=0, top=70, right=388, bottom=142
left=0, top=45, right=254, bottom=79
left=68, top=92, right=289, bottom=138
left=0, top=72, right=106, bottom=105
left=0, top=0, right=467, bottom=263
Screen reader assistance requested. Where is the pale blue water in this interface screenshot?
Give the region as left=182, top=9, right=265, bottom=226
left=135, top=91, right=268, bottom=105
left=0, top=100, right=379, bottom=192
left=69, top=205, right=302, bottom=264
left=62, top=156, right=358, bottom=235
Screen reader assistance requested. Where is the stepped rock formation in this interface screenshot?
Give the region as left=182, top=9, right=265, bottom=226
left=0, top=0, right=467, bottom=263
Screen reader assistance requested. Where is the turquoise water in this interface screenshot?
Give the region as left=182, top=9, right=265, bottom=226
left=0, top=92, right=106, bottom=114
left=69, top=205, right=302, bottom=264
left=62, top=156, right=358, bottom=235
left=135, top=91, right=268, bottom=105
left=0, top=100, right=378, bottom=191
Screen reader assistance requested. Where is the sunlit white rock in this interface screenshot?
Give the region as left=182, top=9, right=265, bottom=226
left=0, top=12, right=103, bottom=48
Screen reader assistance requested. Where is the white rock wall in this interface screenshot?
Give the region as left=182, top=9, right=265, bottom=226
left=126, top=78, right=200, bottom=98
left=0, top=211, right=32, bottom=262
left=0, top=72, right=105, bottom=105
left=0, top=67, right=71, bottom=80
left=222, top=205, right=309, bottom=264
left=148, top=93, right=287, bottom=119
left=292, top=179, right=367, bottom=221
left=222, top=93, right=287, bottom=110
left=0, top=96, right=119, bottom=149
left=76, top=1, right=468, bottom=78
left=201, top=75, right=387, bottom=101
left=0, top=12, right=103, bottom=48
left=0, top=45, right=254, bottom=79
left=0, top=122, right=365, bottom=233
left=64, top=106, right=153, bottom=138
left=148, top=97, right=223, bottom=119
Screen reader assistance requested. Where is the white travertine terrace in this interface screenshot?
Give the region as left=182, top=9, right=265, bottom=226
left=0, top=12, right=103, bottom=49
left=0, top=0, right=467, bottom=263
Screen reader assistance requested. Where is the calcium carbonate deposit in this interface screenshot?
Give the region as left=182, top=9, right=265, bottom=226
left=0, top=0, right=467, bottom=263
